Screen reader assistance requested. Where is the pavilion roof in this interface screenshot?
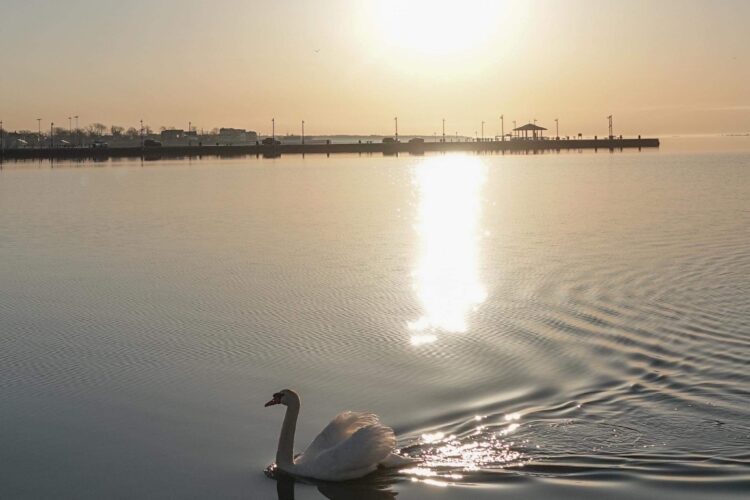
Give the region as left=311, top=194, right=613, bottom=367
left=513, top=123, right=547, bottom=131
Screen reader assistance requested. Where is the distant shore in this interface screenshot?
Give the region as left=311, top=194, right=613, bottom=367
left=0, top=137, right=659, bottom=161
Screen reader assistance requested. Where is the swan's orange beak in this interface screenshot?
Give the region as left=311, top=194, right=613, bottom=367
left=264, top=393, right=282, bottom=407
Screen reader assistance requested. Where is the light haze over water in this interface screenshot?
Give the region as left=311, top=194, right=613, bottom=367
left=1, top=137, right=749, bottom=499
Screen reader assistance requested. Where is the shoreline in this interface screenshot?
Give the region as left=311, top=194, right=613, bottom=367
left=0, top=137, right=659, bottom=161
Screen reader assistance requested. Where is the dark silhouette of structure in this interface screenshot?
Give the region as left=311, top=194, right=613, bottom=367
left=513, top=123, right=547, bottom=140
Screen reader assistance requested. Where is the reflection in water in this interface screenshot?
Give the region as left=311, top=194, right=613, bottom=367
left=409, top=156, right=487, bottom=345
left=401, top=413, right=528, bottom=487
left=273, top=470, right=397, bottom=500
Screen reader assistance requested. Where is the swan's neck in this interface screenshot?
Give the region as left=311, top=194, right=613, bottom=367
left=276, top=403, right=299, bottom=466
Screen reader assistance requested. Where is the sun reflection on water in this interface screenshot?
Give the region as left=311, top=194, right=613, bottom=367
left=402, top=413, right=529, bottom=487
left=408, top=156, right=487, bottom=345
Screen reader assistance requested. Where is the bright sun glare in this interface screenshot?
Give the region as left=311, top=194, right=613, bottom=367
left=409, top=156, right=487, bottom=345
left=374, top=0, right=506, bottom=55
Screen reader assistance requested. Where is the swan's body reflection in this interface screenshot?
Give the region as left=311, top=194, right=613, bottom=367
left=273, top=470, right=397, bottom=500
left=409, top=156, right=487, bottom=344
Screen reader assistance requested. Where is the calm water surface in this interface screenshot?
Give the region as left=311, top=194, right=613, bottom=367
left=1, top=138, right=749, bottom=499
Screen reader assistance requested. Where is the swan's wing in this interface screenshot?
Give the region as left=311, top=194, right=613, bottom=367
left=296, top=422, right=396, bottom=481
left=299, top=411, right=382, bottom=463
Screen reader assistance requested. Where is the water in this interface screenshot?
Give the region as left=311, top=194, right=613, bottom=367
left=1, top=138, right=749, bottom=499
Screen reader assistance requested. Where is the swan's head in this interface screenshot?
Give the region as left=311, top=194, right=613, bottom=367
left=264, top=389, right=299, bottom=408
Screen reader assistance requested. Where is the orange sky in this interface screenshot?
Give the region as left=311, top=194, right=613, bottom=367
left=1, top=0, right=749, bottom=136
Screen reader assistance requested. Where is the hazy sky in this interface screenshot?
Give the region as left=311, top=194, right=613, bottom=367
left=1, top=0, right=749, bottom=136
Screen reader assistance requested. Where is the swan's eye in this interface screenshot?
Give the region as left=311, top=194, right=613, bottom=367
left=273, top=392, right=283, bottom=399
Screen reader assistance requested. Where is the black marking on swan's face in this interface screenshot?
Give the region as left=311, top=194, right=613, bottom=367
left=265, top=390, right=291, bottom=407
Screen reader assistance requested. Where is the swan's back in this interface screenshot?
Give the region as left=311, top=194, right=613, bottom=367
left=293, top=411, right=395, bottom=481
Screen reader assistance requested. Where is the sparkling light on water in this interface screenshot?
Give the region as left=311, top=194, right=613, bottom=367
left=403, top=415, right=529, bottom=486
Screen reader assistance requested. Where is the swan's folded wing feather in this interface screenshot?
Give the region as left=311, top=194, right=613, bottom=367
left=298, top=423, right=396, bottom=481
left=299, top=411, right=382, bottom=463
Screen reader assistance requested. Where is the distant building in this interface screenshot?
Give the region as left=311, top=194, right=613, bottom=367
left=512, top=123, right=547, bottom=140
left=161, top=129, right=185, bottom=141
left=218, top=128, right=257, bottom=144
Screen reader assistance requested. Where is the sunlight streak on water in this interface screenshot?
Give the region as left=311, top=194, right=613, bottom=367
left=408, top=156, right=487, bottom=344
left=403, top=414, right=529, bottom=486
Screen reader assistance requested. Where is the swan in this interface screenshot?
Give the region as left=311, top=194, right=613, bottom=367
left=264, top=389, right=411, bottom=481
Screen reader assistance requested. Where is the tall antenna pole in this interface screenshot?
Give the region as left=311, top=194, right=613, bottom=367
left=555, top=118, right=559, bottom=139
left=500, top=114, right=504, bottom=141
left=301, top=120, right=305, bottom=145
left=272, top=118, right=275, bottom=140
left=394, top=116, right=398, bottom=141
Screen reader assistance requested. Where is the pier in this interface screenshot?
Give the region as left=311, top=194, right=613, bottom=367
left=0, top=137, right=659, bottom=161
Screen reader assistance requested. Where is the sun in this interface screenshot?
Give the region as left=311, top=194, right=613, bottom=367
left=371, top=0, right=507, bottom=56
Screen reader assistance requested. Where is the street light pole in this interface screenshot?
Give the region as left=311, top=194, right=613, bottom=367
left=394, top=116, right=398, bottom=141
left=50, top=122, right=54, bottom=149
left=555, top=118, right=559, bottom=139
left=37, top=118, right=42, bottom=149
left=75, top=116, right=79, bottom=146
left=481, top=121, right=484, bottom=142
left=500, top=114, right=504, bottom=141
left=140, top=119, right=144, bottom=148
left=301, top=120, right=305, bottom=145
left=442, top=118, right=445, bottom=143
left=272, top=118, right=275, bottom=140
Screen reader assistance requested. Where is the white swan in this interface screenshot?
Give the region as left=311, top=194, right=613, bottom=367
left=264, top=389, right=410, bottom=481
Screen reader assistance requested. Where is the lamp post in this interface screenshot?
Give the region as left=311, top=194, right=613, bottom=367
left=555, top=118, right=559, bottom=139
left=512, top=120, right=516, bottom=138
left=394, top=116, right=398, bottom=141
left=272, top=118, right=275, bottom=140
left=481, top=121, right=484, bottom=142
left=75, top=116, right=79, bottom=146
left=50, top=122, right=54, bottom=149
left=37, top=118, right=42, bottom=149
left=140, top=119, right=144, bottom=148
left=500, top=114, right=504, bottom=141
left=301, top=120, right=305, bottom=145
left=442, top=118, right=445, bottom=143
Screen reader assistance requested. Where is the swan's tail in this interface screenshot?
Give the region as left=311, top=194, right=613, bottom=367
left=379, top=452, right=420, bottom=469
